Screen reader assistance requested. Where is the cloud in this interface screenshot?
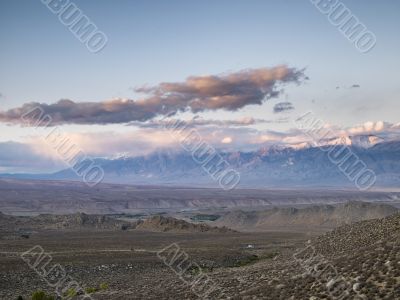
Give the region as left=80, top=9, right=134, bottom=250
left=221, top=136, right=233, bottom=144
left=135, top=66, right=305, bottom=112
left=0, top=66, right=306, bottom=126
left=347, top=121, right=390, bottom=135
left=0, top=141, right=64, bottom=173
left=128, top=116, right=288, bottom=128
left=273, top=102, right=295, bottom=113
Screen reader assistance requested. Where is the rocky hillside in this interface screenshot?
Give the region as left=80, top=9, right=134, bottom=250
left=300, top=212, right=400, bottom=299
left=133, top=215, right=234, bottom=233
left=313, top=211, right=400, bottom=256
left=215, top=201, right=399, bottom=231
left=0, top=212, right=131, bottom=232
left=0, top=213, right=233, bottom=238
left=205, top=212, right=400, bottom=299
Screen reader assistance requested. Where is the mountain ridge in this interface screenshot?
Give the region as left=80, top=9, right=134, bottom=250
left=1, top=140, right=400, bottom=188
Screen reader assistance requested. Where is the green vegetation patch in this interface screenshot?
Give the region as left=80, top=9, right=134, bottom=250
left=31, top=290, right=55, bottom=300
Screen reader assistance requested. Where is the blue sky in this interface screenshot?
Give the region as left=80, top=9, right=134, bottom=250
left=0, top=0, right=399, bottom=172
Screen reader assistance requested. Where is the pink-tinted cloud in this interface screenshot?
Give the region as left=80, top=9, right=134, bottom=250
left=0, top=66, right=305, bottom=126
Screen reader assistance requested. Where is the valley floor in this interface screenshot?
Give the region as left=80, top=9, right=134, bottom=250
left=0, top=230, right=307, bottom=299
left=1, top=213, right=399, bottom=300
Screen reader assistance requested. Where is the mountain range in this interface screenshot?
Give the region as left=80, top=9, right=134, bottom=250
left=1, top=136, right=399, bottom=189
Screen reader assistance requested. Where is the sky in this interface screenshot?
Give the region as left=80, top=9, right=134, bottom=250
left=0, top=0, right=399, bottom=172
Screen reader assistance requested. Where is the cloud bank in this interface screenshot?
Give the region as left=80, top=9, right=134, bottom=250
left=127, top=116, right=288, bottom=128
left=0, top=66, right=305, bottom=126
left=1, top=120, right=399, bottom=173
left=0, top=141, right=64, bottom=173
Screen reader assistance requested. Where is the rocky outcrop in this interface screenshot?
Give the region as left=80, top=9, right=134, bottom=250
left=133, top=215, right=234, bottom=233
left=0, top=212, right=132, bottom=232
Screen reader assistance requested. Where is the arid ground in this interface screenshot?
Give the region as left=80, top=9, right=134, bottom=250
left=1, top=180, right=399, bottom=299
